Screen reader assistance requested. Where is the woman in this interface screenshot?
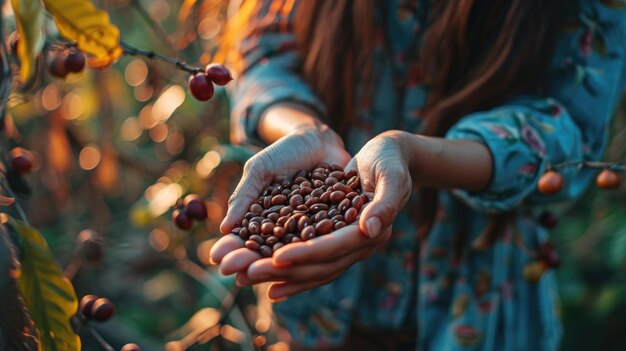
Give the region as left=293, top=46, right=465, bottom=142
left=210, top=1, right=626, bottom=350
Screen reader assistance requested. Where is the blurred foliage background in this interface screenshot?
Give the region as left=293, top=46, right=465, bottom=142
left=2, top=0, right=625, bottom=350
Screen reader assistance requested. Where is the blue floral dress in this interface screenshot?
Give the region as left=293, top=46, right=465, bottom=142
left=228, top=1, right=626, bottom=350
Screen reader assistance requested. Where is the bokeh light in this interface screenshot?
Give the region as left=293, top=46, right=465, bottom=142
left=124, top=59, right=148, bottom=87
left=79, top=144, right=102, bottom=170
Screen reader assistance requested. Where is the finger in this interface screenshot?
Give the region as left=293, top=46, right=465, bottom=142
left=220, top=159, right=269, bottom=234
left=246, top=247, right=372, bottom=284
left=271, top=224, right=374, bottom=267
left=208, top=234, right=244, bottom=265
left=359, top=174, right=410, bottom=239
left=235, top=272, right=254, bottom=287
left=267, top=279, right=333, bottom=302
left=220, top=247, right=264, bottom=275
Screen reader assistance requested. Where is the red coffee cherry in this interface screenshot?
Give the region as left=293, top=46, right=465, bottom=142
left=205, top=64, right=233, bottom=86
left=79, top=295, right=99, bottom=318
left=90, top=298, right=115, bottom=322
left=596, top=169, right=620, bottom=190
left=172, top=209, right=193, bottom=230
left=65, top=52, right=86, bottom=73
left=9, top=147, right=35, bottom=174
left=183, top=195, right=207, bottom=220
left=48, top=54, right=69, bottom=78
left=537, top=170, right=563, bottom=194
left=121, top=343, right=142, bottom=351
left=188, top=74, right=214, bottom=101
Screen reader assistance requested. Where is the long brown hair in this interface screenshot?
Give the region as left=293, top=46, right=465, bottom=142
left=224, top=0, right=571, bottom=236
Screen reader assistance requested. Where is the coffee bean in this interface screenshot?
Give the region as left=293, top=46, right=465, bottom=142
left=312, top=173, right=326, bottom=181
left=289, top=194, right=304, bottom=208
left=329, top=171, right=344, bottom=181
left=250, top=203, right=263, bottom=215
left=284, top=234, right=296, bottom=243
left=251, top=216, right=264, bottom=223
left=268, top=204, right=285, bottom=213
left=338, top=198, right=351, bottom=212
left=317, top=163, right=330, bottom=170
left=334, top=221, right=347, bottom=230
left=330, top=164, right=343, bottom=172
left=294, top=176, right=308, bottom=184
left=273, top=226, right=286, bottom=238
left=268, top=212, right=280, bottom=222
left=301, top=226, right=316, bottom=241
left=346, top=176, right=360, bottom=189
left=332, top=214, right=345, bottom=223
left=313, top=179, right=325, bottom=188
left=279, top=206, right=294, bottom=216
left=310, top=203, right=329, bottom=213
left=346, top=192, right=358, bottom=200
left=276, top=216, right=288, bottom=227
left=248, top=222, right=261, bottom=235
left=330, top=191, right=345, bottom=203
left=232, top=227, right=242, bottom=235
left=333, top=183, right=352, bottom=194
left=273, top=242, right=285, bottom=251
left=261, top=218, right=273, bottom=224
left=313, top=167, right=327, bottom=174
left=300, top=186, right=313, bottom=195
left=241, top=219, right=249, bottom=227
left=261, top=222, right=275, bottom=235
left=320, top=190, right=331, bottom=203
left=265, top=236, right=279, bottom=246
left=301, top=181, right=312, bottom=188
left=315, top=219, right=333, bottom=235
left=239, top=227, right=250, bottom=239
left=291, top=237, right=302, bottom=243
left=245, top=212, right=256, bottom=220
left=344, top=169, right=357, bottom=179
left=311, top=187, right=325, bottom=198
left=290, top=184, right=300, bottom=191
left=282, top=189, right=291, bottom=196
left=285, top=216, right=298, bottom=233
left=314, top=210, right=328, bottom=222
left=270, top=186, right=281, bottom=196
left=297, top=215, right=311, bottom=231
left=305, top=197, right=321, bottom=207
left=263, top=196, right=272, bottom=209
left=260, top=245, right=272, bottom=257
left=271, top=194, right=287, bottom=206
left=344, top=207, right=358, bottom=224
left=296, top=205, right=309, bottom=212
left=245, top=240, right=260, bottom=251
left=325, top=177, right=338, bottom=186
left=352, top=195, right=364, bottom=211
left=249, top=235, right=264, bottom=244
left=328, top=208, right=339, bottom=218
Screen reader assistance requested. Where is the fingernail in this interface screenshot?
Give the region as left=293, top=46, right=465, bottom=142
left=366, top=217, right=382, bottom=238
left=269, top=295, right=288, bottom=303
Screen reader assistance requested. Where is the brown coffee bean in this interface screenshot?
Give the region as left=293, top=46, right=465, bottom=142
left=289, top=194, right=304, bottom=208
left=329, top=171, right=344, bottom=181
left=344, top=169, right=357, bottom=179
left=271, top=194, right=287, bottom=206
left=245, top=240, right=260, bottom=251
left=284, top=234, right=296, bottom=243
left=320, top=190, right=331, bottom=203
left=330, top=164, right=343, bottom=172
left=289, top=189, right=302, bottom=197
left=261, top=209, right=272, bottom=217
left=262, top=188, right=271, bottom=197
left=291, top=184, right=300, bottom=191
left=313, top=179, right=325, bottom=188
left=268, top=204, right=285, bottom=213
left=312, top=172, right=326, bottom=181
left=332, top=214, right=345, bottom=223
left=276, top=216, right=288, bottom=227
left=260, top=245, right=272, bottom=257
left=273, top=242, right=285, bottom=251
left=333, top=182, right=352, bottom=194
left=263, top=196, right=272, bottom=209
left=300, top=186, right=313, bottom=195
left=352, top=195, right=364, bottom=211
left=305, top=197, right=321, bottom=207
left=281, top=189, right=291, bottom=196
left=334, top=221, right=347, bottom=230
left=301, top=181, right=312, bottom=188
left=328, top=208, right=339, bottom=218
left=338, top=198, right=351, bottom=212
left=301, top=226, right=316, bottom=241
left=261, top=222, right=275, bottom=235
left=241, top=219, right=249, bottom=227
left=285, top=216, right=298, bottom=233
left=330, top=191, right=346, bottom=203
left=273, top=226, right=286, bottom=238
left=344, top=207, right=358, bottom=224
left=232, top=227, right=242, bottom=234
left=311, top=187, right=324, bottom=198
left=268, top=212, right=280, bottom=222
left=294, top=176, right=308, bottom=184
left=347, top=176, right=360, bottom=189
left=239, top=227, right=250, bottom=239
left=279, top=206, right=294, bottom=216
left=248, top=222, right=261, bottom=235
left=310, top=203, right=329, bottom=213
left=249, top=234, right=264, bottom=244
left=346, top=192, right=358, bottom=200
left=297, top=215, right=311, bottom=231
left=296, top=204, right=309, bottom=212
left=262, top=218, right=273, bottom=224
left=314, top=210, right=329, bottom=222
left=265, top=236, right=279, bottom=246
left=291, top=237, right=302, bottom=243
left=250, top=203, right=263, bottom=215
left=315, top=219, right=334, bottom=235
left=324, top=176, right=338, bottom=186
left=313, top=167, right=328, bottom=174
left=251, top=216, right=264, bottom=223
left=304, top=194, right=312, bottom=202
left=245, top=212, right=256, bottom=221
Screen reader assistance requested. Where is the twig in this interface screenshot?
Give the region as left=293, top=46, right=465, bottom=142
left=549, top=161, right=626, bottom=172
left=84, top=324, right=115, bottom=351
left=120, top=40, right=205, bottom=74
left=129, top=0, right=177, bottom=55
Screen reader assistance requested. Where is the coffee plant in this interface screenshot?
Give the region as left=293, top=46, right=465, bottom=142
left=0, top=0, right=624, bottom=351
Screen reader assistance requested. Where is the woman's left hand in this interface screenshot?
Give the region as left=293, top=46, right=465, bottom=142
left=221, top=130, right=414, bottom=301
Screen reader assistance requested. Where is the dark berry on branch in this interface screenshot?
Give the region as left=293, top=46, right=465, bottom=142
left=188, top=74, right=214, bottom=101
left=537, top=171, right=563, bottom=194
left=183, top=195, right=207, bottom=220
left=173, top=209, right=193, bottom=230
left=205, top=64, right=233, bottom=86
left=79, top=295, right=99, bottom=318
left=65, top=52, right=86, bottom=73
left=596, top=169, right=620, bottom=189
left=48, top=54, right=69, bottom=78
left=91, top=298, right=115, bottom=322
left=9, top=147, right=35, bottom=174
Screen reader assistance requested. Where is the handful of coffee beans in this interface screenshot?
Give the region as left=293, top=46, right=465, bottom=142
left=231, top=163, right=370, bottom=257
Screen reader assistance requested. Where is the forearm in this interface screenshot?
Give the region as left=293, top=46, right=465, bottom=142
left=257, top=103, right=327, bottom=144
left=392, top=130, right=493, bottom=191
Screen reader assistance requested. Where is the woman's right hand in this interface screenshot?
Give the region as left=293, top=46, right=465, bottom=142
left=210, top=123, right=351, bottom=266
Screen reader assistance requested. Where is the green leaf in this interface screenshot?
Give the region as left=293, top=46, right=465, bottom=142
left=42, top=0, right=123, bottom=68
left=10, top=0, right=45, bottom=83
left=6, top=218, right=80, bottom=351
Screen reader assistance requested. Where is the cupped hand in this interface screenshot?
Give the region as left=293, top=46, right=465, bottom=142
left=210, top=126, right=350, bottom=266
left=212, top=130, right=414, bottom=301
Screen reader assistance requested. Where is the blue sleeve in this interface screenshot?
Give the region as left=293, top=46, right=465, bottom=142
left=446, top=1, right=626, bottom=213
left=229, top=0, right=324, bottom=146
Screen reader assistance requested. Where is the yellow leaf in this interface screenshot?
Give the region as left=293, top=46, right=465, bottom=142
left=11, top=0, right=45, bottom=83
left=6, top=218, right=81, bottom=351
left=43, top=0, right=123, bottom=68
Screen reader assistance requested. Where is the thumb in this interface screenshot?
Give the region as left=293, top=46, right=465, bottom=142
left=358, top=175, right=409, bottom=239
